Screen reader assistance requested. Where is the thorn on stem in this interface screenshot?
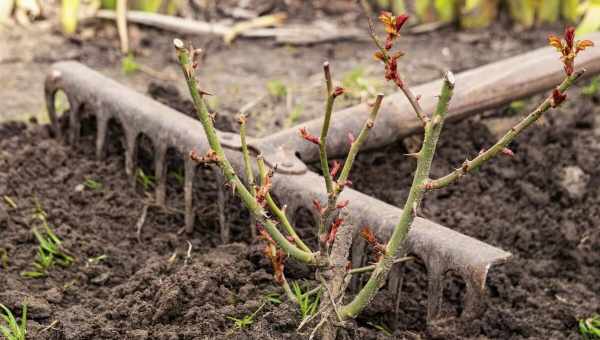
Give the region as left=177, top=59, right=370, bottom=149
left=208, top=112, right=217, bottom=123
left=195, top=84, right=212, bottom=97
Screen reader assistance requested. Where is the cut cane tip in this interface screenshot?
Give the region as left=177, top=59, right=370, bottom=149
left=173, top=38, right=185, bottom=49
left=445, top=71, right=456, bottom=88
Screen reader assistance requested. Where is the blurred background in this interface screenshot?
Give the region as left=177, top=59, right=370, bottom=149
left=1, top=0, right=599, bottom=135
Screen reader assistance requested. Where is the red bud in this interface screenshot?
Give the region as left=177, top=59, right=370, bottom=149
left=333, top=87, right=345, bottom=98
left=551, top=88, right=567, bottom=107
left=330, top=160, right=342, bottom=178
left=564, top=26, right=575, bottom=50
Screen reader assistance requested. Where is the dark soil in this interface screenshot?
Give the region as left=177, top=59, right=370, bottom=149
left=1, top=4, right=599, bottom=339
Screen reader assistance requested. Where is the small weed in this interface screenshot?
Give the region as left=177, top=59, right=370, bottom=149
left=83, top=178, right=103, bottom=191
left=367, top=321, right=392, bottom=336
left=580, top=315, right=600, bottom=340
left=121, top=53, right=140, bottom=76
left=342, top=66, right=379, bottom=98
left=285, top=104, right=303, bottom=127
left=582, top=76, right=600, bottom=97
left=136, top=169, right=156, bottom=191
left=169, top=169, right=185, bottom=186
left=227, top=294, right=280, bottom=331
left=31, top=198, right=47, bottom=222
left=21, top=220, right=74, bottom=279
left=267, top=80, right=288, bottom=98
left=0, top=303, right=27, bottom=340
left=227, top=313, right=255, bottom=330
left=3, top=195, right=17, bottom=209
left=507, top=100, right=526, bottom=114
left=291, top=281, right=321, bottom=320
left=263, top=293, right=282, bottom=305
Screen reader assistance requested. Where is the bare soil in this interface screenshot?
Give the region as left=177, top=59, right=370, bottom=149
left=1, top=3, right=599, bottom=340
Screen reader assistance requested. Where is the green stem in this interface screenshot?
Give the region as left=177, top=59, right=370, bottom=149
left=341, top=72, right=455, bottom=319
left=427, top=70, right=584, bottom=190
left=257, top=156, right=312, bottom=253
left=319, top=62, right=336, bottom=196
left=174, top=39, right=315, bottom=265
left=239, top=116, right=257, bottom=238
left=336, top=94, right=384, bottom=188
left=319, top=94, right=384, bottom=253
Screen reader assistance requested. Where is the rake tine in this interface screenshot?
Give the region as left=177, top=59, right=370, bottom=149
left=214, top=168, right=229, bottom=243
left=184, top=159, right=196, bottom=234
left=95, top=116, right=108, bottom=160
left=44, top=69, right=63, bottom=139
left=68, top=101, right=81, bottom=145
left=124, top=131, right=137, bottom=186
left=154, top=144, right=168, bottom=206
left=461, top=272, right=486, bottom=320
left=350, top=238, right=367, bottom=291
left=425, top=257, right=445, bottom=323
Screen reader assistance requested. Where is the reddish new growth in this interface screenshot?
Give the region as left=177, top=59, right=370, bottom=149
left=313, top=199, right=326, bottom=215
left=360, top=227, right=386, bottom=260
left=330, top=160, right=342, bottom=178
left=255, top=171, right=273, bottom=206
left=378, top=11, right=409, bottom=51
left=347, top=132, right=355, bottom=146
left=259, top=225, right=285, bottom=284
left=332, top=86, right=345, bottom=98
left=551, top=88, right=568, bottom=108
left=325, top=218, right=344, bottom=246
left=548, top=27, right=594, bottom=76
left=373, top=12, right=409, bottom=88
left=299, top=127, right=320, bottom=145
